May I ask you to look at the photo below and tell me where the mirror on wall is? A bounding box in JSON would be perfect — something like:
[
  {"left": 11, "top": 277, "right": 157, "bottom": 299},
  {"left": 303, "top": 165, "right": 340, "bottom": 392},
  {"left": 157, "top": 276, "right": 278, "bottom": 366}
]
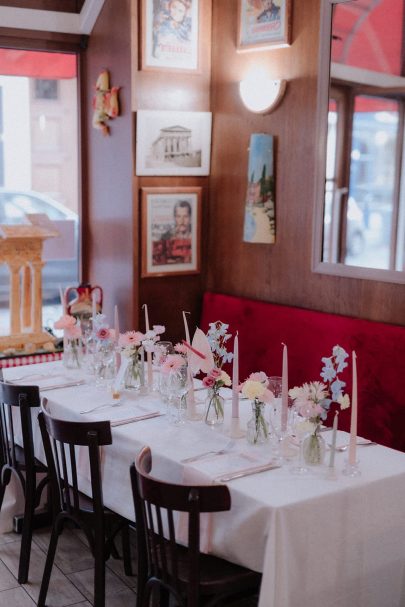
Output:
[{"left": 313, "top": 0, "right": 405, "bottom": 283}]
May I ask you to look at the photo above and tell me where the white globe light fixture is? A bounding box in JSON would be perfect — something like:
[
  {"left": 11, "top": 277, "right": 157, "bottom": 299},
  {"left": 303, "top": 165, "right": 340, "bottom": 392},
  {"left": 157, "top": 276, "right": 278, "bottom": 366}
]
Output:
[{"left": 239, "top": 68, "right": 287, "bottom": 114}]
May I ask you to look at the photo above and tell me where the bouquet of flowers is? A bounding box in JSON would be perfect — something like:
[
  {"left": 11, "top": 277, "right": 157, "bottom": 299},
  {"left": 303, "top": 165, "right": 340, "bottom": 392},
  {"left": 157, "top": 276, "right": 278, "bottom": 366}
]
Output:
[
  {"left": 288, "top": 345, "right": 351, "bottom": 463},
  {"left": 54, "top": 314, "right": 82, "bottom": 368},
  {"left": 203, "top": 321, "right": 234, "bottom": 425},
  {"left": 118, "top": 325, "right": 165, "bottom": 389},
  {"left": 239, "top": 372, "right": 274, "bottom": 444}
]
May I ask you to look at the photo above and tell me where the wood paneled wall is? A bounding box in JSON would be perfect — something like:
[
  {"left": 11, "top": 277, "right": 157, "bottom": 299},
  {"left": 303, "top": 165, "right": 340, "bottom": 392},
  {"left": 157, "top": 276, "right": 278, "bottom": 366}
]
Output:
[
  {"left": 83, "top": 0, "right": 135, "bottom": 329},
  {"left": 131, "top": 0, "right": 212, "bottom": 339},
  {"left": 207, "top": 0, "right": 405, "bottom": 326}
]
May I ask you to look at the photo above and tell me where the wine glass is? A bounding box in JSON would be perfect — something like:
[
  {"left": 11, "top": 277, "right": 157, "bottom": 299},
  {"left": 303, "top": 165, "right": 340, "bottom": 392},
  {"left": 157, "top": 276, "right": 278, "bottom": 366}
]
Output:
[
  {"left": 166, "top": 365, "right": 190, "bottom": 426},
  {"left": 289, "top": 419, "right": 311, "bottom": 475}
]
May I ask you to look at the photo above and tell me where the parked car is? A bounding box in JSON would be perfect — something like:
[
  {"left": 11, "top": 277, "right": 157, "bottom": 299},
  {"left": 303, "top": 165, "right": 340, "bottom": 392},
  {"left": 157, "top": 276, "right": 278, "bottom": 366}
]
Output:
[{"left": 0, "top": 189, "right": 79, "bottom": 304}]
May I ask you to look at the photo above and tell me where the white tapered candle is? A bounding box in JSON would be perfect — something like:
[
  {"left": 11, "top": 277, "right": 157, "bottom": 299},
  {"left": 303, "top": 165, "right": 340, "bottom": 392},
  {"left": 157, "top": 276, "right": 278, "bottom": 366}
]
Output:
[
  {"left": 281, "top": 343, "right": 288, "bottom": 433},
  {"left": 232, "top": 334, "right": 239, "bottom": 418},
  {"left": 348, "top": 351, "right": 358, "bottom": 466},
  {"left": 143, "top": 304, "right": 153, "bottom": 388}
]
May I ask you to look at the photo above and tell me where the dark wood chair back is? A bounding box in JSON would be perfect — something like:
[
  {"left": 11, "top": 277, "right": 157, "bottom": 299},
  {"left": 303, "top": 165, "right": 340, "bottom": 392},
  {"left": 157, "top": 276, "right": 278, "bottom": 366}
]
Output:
[
  {"left": 0, "top": 380, "right": 47, "bottom": 584},
  {"left": 38, "top": 398, "right": 112, "bottom": 523},
  {"left": 131, "top": 446, "right": 231, "bottom": 607}
]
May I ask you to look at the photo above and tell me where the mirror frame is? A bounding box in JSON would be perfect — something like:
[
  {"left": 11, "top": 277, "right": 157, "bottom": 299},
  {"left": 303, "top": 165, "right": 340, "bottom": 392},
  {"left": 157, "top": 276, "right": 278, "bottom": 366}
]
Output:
[{"left": 312, "top": 0, "right": 405, "bottom": 284}]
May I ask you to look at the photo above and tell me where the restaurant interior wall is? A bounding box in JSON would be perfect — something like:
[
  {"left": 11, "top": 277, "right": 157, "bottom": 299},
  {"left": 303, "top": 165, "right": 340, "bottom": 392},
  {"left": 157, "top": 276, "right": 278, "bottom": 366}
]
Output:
[{"left": 207, "top": 0, "right": 404, "bottom": 327}]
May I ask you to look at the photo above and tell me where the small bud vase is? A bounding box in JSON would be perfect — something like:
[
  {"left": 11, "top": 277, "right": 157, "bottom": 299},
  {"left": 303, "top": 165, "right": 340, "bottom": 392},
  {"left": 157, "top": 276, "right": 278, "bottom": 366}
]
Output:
[
  {"left": 63, "top": 337, "right": 83, "bottom": 369},
  {"left": 302, "top": 424, "right": 326, "bottom": 465},
  {"left": 124, "top": 351, "right": 143, "bottom": 390},
  {"left": 247, "top": 400, "right": 269, "bottom": 445},
  {"left": 204, "top": 388, "right": 224, "bottom": 426}
]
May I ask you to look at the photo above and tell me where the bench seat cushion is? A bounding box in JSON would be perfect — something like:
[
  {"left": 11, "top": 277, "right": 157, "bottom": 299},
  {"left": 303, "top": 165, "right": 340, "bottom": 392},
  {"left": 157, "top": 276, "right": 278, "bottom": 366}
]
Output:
[{"left": 200, "top": 292, "right": 405, "bottom": 451}]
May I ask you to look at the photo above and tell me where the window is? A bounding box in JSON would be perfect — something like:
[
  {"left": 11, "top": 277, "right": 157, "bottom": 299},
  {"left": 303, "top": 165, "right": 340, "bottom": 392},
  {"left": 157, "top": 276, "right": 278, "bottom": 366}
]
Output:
[
  {"left": 0, "top": 49, "right": 79, "bottom": 309},
  {"left": 323, "top": 86, "right": 405, "bottom": 272}
]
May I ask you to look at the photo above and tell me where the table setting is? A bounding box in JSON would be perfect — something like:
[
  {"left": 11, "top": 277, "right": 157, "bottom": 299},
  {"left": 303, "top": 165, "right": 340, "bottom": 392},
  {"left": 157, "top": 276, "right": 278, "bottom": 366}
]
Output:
[{"left": 2, "top": 303, "right": 405, "bottom": 607}]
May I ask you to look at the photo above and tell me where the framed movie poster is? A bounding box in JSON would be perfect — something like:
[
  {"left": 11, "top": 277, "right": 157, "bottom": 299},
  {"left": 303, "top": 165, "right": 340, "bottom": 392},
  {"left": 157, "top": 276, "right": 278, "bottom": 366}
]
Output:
[
  {"left": 237, "top": 0, "right": 292, "bottom": 51},
  {"left": 141, "top": 0, "right": 200, "bottom": 71},
  {"left": 141, "top": 187, "right": 201, "bottom": 277},
  {"left": 136, "top": 110, "right": 212, "bottom": 176}
]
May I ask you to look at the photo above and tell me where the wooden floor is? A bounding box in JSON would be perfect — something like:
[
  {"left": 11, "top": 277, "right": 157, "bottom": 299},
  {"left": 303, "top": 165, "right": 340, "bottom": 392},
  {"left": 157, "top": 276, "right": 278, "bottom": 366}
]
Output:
[{"left": 0, "top": 526, "right": 259, "bottom": 606}]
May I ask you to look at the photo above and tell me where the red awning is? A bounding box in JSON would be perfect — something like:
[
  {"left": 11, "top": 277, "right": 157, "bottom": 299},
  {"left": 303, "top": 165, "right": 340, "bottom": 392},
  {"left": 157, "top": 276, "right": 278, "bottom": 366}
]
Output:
[
  {"left": 332, "top": 0, "right": 404, "bottom": 76},
  {"left": 0, "top": 49, "right": 76, "bottom": 79}
]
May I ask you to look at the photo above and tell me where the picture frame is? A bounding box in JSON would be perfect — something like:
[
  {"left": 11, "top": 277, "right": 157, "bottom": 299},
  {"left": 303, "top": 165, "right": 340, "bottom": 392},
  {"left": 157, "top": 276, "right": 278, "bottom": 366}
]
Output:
[
  {"left": 136, "top": 110, "right": 212, "bottom": 176},
  {"left": 237, "top": 0, "right": 292, "bottom": 51},
  {"left": 140, "top": 0, "right": 200, "bottom": 71},
  {"left": 141, "top": 187, "right": 202, "bottom": 277}
]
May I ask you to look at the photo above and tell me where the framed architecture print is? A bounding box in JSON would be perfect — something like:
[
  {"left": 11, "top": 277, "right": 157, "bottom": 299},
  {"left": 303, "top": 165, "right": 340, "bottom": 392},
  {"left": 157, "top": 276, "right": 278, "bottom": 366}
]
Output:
[
  {"left": 136, "top": 110, "right": 212, "bottom": 176},
  {"left": 141, "top": 187, "right": 201, "bottom": 277},
  {"left": 141, "top": 0, "right": 200, "bottom": 71},
  {"left": 237, "top": 0, "right": 292, "bottom": 51}
]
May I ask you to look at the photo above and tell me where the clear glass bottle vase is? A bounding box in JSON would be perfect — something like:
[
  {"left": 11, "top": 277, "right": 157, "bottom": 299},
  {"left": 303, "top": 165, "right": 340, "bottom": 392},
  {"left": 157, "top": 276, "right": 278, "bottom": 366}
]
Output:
[
  {"left": 204, "top": 388, "right": 224, "bottom": 426},
  {"left": 302, "top": 425, "right": 326, "bottom": 465},
  {"left": 63, "top": 337, "right": 83, "bottom": 369},
  {"left": 124, "top": 350, "right": 143, "bottom": 390},
  {"left": 247, "top": 401, "right": 269, "bottom": 444}
]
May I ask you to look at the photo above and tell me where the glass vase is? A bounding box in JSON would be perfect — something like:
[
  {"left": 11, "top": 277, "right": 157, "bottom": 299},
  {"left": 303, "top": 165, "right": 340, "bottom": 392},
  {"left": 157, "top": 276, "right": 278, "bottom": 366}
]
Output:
[
  {"left": 204, "top": 388, "right": 224, "bottom": 426},
  {"left": 124, "top": 352, "right": 143, "bottom": 390},
  {"left": 302, "top": 425, "right": 326, "bottom": 465},
  {"left": 63, "top": 337, "right": 83, "bottom": 370},
  {"left": 247, "top": 401, "right": 269, "bottom": 445}
]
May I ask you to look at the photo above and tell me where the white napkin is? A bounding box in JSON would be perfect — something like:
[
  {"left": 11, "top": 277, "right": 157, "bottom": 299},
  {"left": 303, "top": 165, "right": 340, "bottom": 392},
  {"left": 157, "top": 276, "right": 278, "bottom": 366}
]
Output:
[
  {"left": 9, "top": 373, "right": 85, "bottom": 391},
  {"left": 84, "top": 401, "right": 162, "bottom": 426}
]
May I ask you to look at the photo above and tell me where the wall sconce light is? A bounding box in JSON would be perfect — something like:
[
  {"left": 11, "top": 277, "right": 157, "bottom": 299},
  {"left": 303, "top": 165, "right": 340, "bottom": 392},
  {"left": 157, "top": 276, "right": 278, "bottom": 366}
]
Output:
[{"left": 239, "top": 68, "right": 287, "bottom": 114}]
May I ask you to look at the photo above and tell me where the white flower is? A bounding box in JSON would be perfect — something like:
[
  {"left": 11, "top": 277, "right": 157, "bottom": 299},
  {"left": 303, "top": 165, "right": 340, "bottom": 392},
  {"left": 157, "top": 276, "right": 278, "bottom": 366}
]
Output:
[
  {"left": 337, "top": 393, "right": 350, "bottom": 410},
  {"left": 153, "top": 325, "right": 165, "bottom": 335},
  {"left": 220, "top": 370, "right": 232, "bottom": 386},
  {"left": 142, "top": 339, "right": 156, "bottom": 353},
  {"left": 144, "top": 330, "right": 156, "bottom": 340},
  {"left": 295, "top": 420, "right": 316, "bottom": 438},
  {"left": 242, "top": 380, "right": 266, "bottom": 401}
]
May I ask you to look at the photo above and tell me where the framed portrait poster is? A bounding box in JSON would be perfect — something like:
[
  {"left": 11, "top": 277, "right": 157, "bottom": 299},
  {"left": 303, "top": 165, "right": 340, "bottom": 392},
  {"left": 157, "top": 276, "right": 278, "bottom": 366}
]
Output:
[
  {"left": 136, "top": 110, "right": 212, "bottom": 176},
  {"left": 141, "top": 0, "right": 199, "bottom": 71},
  {"left": 141, "top": 187, "right": 201, "bottom": 277},
  {"left": 237, "top": 0, "right": 292, "bottom": 51}
]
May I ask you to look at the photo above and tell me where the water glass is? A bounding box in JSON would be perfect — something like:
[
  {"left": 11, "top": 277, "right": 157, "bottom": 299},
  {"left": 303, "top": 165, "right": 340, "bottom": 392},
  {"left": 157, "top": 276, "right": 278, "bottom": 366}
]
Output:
[
  {"left": 166, "top": 366, "right": 189, "bottom": 426},
  {"left": 94, "top": 343, "right": 115, "bottom": 388}
]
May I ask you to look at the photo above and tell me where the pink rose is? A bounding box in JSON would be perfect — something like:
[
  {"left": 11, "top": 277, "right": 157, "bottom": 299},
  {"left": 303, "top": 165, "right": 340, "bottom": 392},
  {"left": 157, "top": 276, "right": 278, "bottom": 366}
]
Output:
[
  {"left": 209, "top": 368, "right": 222, "bottom": 379},
  {"left": 97, "top": 327, "right": 111, "bottom": 340},
  {"left": 203, "top": 375, "right": 215, "bottom": 388},
  {"left": 261, "top": 389, "right": 275, "bottom": 404},
  {"left": 65, "top": 325, "right": 82, "bottom": 339},
  {"left": 249, "top": 371, "right": 268, "bottom": 384}
]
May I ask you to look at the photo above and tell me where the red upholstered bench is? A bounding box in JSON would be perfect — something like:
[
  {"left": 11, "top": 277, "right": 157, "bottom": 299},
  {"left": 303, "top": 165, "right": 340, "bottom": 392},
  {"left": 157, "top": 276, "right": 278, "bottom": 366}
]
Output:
[{"left": 200, "top": 292, "right": 405, "bottom": 452}]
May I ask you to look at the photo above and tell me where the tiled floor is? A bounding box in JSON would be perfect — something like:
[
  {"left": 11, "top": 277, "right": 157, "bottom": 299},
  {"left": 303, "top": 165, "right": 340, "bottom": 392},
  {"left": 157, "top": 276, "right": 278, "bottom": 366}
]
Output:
[
  {"left": 0, "top": 526, "right": 136, "bottom": 607},
  {"left": 0, "top": 526, "right": 259, "bottom": 606}
]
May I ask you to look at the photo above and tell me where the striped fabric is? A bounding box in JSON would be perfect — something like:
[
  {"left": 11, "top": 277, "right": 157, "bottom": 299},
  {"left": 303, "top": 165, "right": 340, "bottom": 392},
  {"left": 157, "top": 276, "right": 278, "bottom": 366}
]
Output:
[{"left": 0, "top": 352, "right": 63, "bottom": 368}]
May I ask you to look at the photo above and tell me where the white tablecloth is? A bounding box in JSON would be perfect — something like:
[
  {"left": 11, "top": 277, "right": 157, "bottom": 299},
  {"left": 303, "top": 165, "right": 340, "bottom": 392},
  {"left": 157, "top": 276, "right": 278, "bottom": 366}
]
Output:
[{"left": 3, "top": 361, "right": 405, "bottom": 607}]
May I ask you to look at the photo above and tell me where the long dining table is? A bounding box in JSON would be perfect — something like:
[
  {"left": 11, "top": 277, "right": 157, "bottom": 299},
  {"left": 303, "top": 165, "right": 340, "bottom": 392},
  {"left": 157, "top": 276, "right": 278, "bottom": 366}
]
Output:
[{"left": 2, "top": 360, "right": 405, "bottom": 607}]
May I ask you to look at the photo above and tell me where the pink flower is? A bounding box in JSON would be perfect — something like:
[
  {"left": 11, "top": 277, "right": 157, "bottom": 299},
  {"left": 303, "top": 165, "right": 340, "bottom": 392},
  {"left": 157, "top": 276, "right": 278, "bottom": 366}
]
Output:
[
  {"left": 209, "top": 368, "right": 222, "bottom": 379},
  {"left": 161, "top": 354, "right": 186, "bottom": 374},
  {"left": 65, "top": 325, "right": 82, "bottom": 339},
  {"left": 249, "top": 371, "right": 268, "bottom": 384},
  {"left": 108, "top": 328, "right": 116, "bottom": 341},
  {"left": 54, "top": 315, "right": 76, "bottom": 330},
  {"left": 118, "top": 331, "right": 144, "bottom": 347},
  {"left": 203, "top": 375, "right": 215, "bottom": 388},
  {"left": 174, "top": 343, "right": 188, "bottom": 354},
  {"left": 261, "top": 388, "right": 275, "bottom": 404},
  {"left": 97, "top": 327, "right": 111, "bottom": 340}
]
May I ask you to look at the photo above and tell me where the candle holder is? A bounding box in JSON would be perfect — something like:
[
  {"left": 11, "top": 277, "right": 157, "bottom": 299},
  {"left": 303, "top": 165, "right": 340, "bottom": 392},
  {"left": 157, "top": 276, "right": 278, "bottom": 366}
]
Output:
[
  {"left": 324, "top": 466, "right": 338, "bottom": 481},
  {"left": 342, "top": 459, "right": 361, "bottom": 477}
]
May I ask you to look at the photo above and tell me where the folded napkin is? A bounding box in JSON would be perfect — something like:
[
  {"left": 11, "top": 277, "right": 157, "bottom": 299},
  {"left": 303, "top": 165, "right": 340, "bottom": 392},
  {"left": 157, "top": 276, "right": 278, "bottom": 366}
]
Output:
[
  {"left": 322, "top": 429, "right": 373, "bottom": 449},
  {"left": 9, "top": 373, "right": 85, "bottom": 391},
  {"left": 86, "top": 402, "right": 163, "bottom": 427}
]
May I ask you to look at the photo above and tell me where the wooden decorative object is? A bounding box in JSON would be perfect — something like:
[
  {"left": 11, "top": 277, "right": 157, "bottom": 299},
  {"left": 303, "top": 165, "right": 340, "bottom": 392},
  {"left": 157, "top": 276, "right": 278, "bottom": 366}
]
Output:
[{"left": 0, "top": 220, "right": 58, "bottom": 352}]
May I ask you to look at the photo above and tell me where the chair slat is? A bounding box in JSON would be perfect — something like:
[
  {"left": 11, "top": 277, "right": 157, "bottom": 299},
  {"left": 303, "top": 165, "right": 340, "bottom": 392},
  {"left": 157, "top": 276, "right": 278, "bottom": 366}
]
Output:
[{"left": 69, "top": 444, "right": 80, "bottom": 512}]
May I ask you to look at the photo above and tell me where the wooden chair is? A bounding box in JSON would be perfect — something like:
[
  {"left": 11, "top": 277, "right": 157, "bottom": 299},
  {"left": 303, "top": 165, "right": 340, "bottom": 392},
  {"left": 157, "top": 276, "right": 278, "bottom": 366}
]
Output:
[
  {"left": 131, "top": 446, "right": 262, "bottom": 607},
  {"left": 0, "top": 380, "right": 49, "bottom": 584},
  {"left": 37, "top": 399, "right": 132, "bottom": 607}
]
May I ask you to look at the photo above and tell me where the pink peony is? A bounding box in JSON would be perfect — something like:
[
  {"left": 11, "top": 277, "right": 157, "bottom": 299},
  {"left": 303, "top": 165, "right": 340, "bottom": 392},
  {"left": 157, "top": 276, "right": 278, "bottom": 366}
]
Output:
[
  {"left": 161, "top": 354, "right": 186, "bottom": 374},
  {"left": 209, "top": 368, "right": 222, "bottom": 379},
  {"left": 118, "top": 331, "right": 144, "bottom": 347},
  {"left": 54, "top": 315, "right": 76, "bottom": 330},
  {"left": 203, "top": 375, "right": 215, "bottom": 388}
]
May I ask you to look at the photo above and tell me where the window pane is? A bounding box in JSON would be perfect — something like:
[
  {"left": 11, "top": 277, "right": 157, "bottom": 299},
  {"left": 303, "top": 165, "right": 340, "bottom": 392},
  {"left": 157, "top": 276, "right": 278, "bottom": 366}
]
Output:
[
  {"left": 345, "top": 95, "right": 399, "bottom": 269},
  {"left": 0, "top": 50, "right": 79, "bottom": 316},
  {"left": 323, "top": 100, "right": 338, "bottom": 262}
]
